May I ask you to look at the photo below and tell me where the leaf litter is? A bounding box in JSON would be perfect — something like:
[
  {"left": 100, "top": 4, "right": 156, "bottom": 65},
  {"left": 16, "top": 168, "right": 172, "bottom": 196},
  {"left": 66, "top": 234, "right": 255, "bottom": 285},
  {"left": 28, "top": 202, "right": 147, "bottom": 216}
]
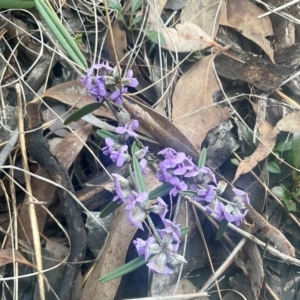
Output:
[{"left": 1, "top": 1, "right": 300, "bottom": 300}]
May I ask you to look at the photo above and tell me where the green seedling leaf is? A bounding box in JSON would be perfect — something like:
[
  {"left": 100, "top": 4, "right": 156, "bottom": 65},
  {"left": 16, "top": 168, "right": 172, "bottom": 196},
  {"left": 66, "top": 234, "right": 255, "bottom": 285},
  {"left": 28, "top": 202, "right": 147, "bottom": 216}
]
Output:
[
  {"left": 131, "top": 0, "right": 142, "bottom": 15},
  {"left": 236, "top": 121, "right": 255, "bottom": 146},
  {"left": 132, "top": 15, "right": 143, "bottom": 25},
  {"left": 291, "top": 132, "right": 300, "bottom": 169},
  {"left": 274, "top": 140, "right": 292, "bottom": 152},
  {"left": 74, "top": 33, "right": 83, "bottom": 45},
  {"left": 100, "top": 255, "right": 146, "bottom": 282},
  {"left": 96, "top": 129, "right": 118, "bottom": 141},
  {"left": 271, "top": 186, "right": 296, "bottom": 212},
  {"left": 216, "top": 219, "right": 229, "bottom": 240},
  {"left": 267, "top": 161, "right": 281, "bottom": 174},
  {"left": 230, "top": 158, "right": 240, "bottom": 166},
  {"left": 108, "top": 0, "right": 122, "bottom": 11},
  {"left": 144, "top": 30, "right": 166, "bottom": 44},
  {"left": 180, "top": 190, "right": 198, "bottom": 197},
  {"left": 295, "top": 187, "right": 300, "bottom": 198},
  {"left": 64, "top": 102, "right": 103, "bottom": 124},
  {"left": 148, "top": 183, "right": 173, "bottom": 200},
  {"left": 0, "top": 0, "right": 35, "bottom": 8},
  {"left": 198, "top": 147, "right": 207, "bottom": 168},
  {"left": 133, "top": 156, "right": 147, "bottom": 192},
  {"left": 100, "top": 200, "right": 122, "bottom": 218}
]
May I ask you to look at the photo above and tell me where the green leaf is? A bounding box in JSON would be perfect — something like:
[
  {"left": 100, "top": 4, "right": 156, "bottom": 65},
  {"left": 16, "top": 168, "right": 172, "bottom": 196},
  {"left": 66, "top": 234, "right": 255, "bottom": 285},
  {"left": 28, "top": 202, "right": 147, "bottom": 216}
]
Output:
[
  {"left": 144, "top": 30, "right": 165, "bottom": 44},
  {"left": 131, "top": 141, "right": 140, "bottom": 155},
  {"left": 133, "top": 156, "right": 147, "bottom": 192},
  {"left": 180, "top": 226, "right": 190, "bottom": 236},
  {"left": 230, "top": 158, "right": 240, "bottom": 166},
  {"left": 132, "top": 15, "right": 143, "bottom": 25},
  {"left": 100, "top": 256, "right": 146, "bottom": 282},
  {"left": 271, "top": 186, "right": 296, "bottom": 212},
  {"left": 294, "top": 187, "right": 300, "bottom": 198},
  {"left": 148, "top": 183, "right": 173, "bottom": 200},
  {"left": 0, "top": 0, "right": 35, "bottom": 8},
  {"left": 267, "top": 161, "right": 281, "bottom": 174},
  {"left": 108, "top": 0, "right": 122, "bottom": 11},
  {"left": 198, "top": 147, "right": 207, "bottom": 168},
  {"left": 274, "top": 140, "right": 292, "bottom": 152},
  {"left": 100, "top": 201, "right": 122, "bottom": 218},
  {"left": 96, "top": 129, "right": 118, "bottom": 141},
  {"left": 64, "top": 102, "right": 103, "bottom": 124},
  {"left": 131, "top": 0, "right": 142, "bottom": 15},
  {"left": 291, "top": 132, "right": 300, "bottom": 169},
  {"left": 216, "top": 219, "right": 229, "bottom": 240}
]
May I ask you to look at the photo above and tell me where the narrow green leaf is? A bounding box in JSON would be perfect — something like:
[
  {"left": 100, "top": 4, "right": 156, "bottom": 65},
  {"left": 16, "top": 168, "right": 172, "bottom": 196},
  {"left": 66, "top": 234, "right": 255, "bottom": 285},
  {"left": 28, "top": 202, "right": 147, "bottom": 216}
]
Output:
[
  {"left": 34, "top": 0, "right": 87, "bottom": 69},
  {"left": 180, "top": 226, "right": 190, "bottom": 236},
  {"left": 96, "top": 129, "right": 118, "bottom": 141},
  {"left": 108, "top": 0, "right": 122, "bottom": 11},
  {"left": 216, "top": 219, "right": 229, "bottom": 240},
  {"left": 133, "top": 156, "right": 147, "bottom": 192},
  {"left": 148, "top": 183, "right": 173, "bottom": 200},
  {"left": 274, "top": 140, "right": 292, "bottom": 152},
  {"left": 64, "top": 102, "right": 103, "bottom": 124},
  {"left": 198, "top": 147, "right": 207, "bottom": 168},
  {"left": 131, "top": 0, "right": 142, "bottom": 14},
  {"left": 131, "top": 141, "right": 140, "bottom": 155},
  {"left": 0, "top": 0, "right": 35, "bottom": 8},
  {"left": 267, "top": 161, "right": 281, "bottom": 174},
  {"left": 144, "top": 30, "right": 165, "bottom": 44},
  {"left": 100, "top": 256, "right": 146, "bottom": 282},
  {"left": 291, "top": 132, "right": 300, "bottom": 169},
  {"left": 230, "top": 158, "right": 240, "bottom": 166},
  {"left": 100, "top": 201, "right": 122, "bottom": 218}
]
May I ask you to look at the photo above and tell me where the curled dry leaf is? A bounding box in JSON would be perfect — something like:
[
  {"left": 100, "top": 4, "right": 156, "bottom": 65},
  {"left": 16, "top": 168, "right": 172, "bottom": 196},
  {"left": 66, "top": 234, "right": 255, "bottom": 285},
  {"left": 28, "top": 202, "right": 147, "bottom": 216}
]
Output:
[
  {"left": 219, "top": 0, "right": 274, "bottom": 62},
  {"left": 180, "top": 0, "right": 222, "bottom": 37},
  {"left": 234, "top": 111, "right": 300, "bottom": 182},
  {"left": 172, "top": 53, "right": 230, "bottom": 150}
]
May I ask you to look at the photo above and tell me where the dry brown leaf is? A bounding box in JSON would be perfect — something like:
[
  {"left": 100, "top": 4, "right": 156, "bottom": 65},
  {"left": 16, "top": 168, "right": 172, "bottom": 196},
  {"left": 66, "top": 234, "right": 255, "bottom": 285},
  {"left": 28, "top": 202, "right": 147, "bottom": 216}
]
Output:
[
  {"left": 219, "top": 0, "right": 274, "bottom": 62},
  {"left": 104, "top": 20, "right": 128, "bottom": 64},
  {"left": 122, "top": 98, "right": 199, "bottom": 159},
  {"left": 234, "top": 111, "right": 300, "bottom": 182},
  {"left": 160, "top": 22, "right": 220, "bottom": 53},
  {"left": 180, "top": 0, "right": 222, "bottom": 37},
  {"left": 0, "top": 249, "right": 37, "bottom": 269},
  {"left": 18, "top": 123, "right": 93, "bottom": 241},
  {"left": 172, "top": 54, "right": 230, "bottom": 150},
  {"left": 41, "top": 80, "right": 114, "bottom": 119},
  {"left": 233, "top": 121, "right": 275, "bottom": 183}
]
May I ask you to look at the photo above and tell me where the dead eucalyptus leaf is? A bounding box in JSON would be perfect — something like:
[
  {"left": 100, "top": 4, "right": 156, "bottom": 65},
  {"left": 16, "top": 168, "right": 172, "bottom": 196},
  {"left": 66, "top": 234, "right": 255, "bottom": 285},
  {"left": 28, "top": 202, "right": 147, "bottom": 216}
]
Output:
[
  {"left": 233, "top": 121, "right": 275, "bottom": 183},
  {"left": 181, "top": 0, "right": 222, "bottom": 37},
  {"left": 172, "top": 53, "right": 230, "bottom": 150},
  {"left": 123, "top": 98, "right": 199, "bottom": 159},
  {"left": 271, "top": 111, "right": 300, "bottom": 137},
  {"left": 219, "top": 0, "right": 274, "bottom": 62},
  {"left": 41, "top": 80, "right": 114, "bottom": 119}
]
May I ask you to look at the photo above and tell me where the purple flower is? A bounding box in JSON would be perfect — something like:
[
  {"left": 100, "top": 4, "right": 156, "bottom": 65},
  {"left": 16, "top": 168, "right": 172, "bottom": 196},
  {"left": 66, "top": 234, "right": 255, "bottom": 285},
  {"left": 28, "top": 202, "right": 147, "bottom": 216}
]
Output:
[
  {"left": 158, "top": 148, "right": 178, "bottom": 159},
  {"left": 116, "top": 120, "right": 139, "bottom": 137},
  {"left": 192, "top": 185, "right": 217, "bottom": 203},
  {"left": 110, "top": 145, "right": 128, "bottom": 167},
  {"left": 159, "top": 218, "right": 181, "bottom": 242},
  {"left": 110, "top": 87, "right": 128, "bottom": 105},
  {"left": 133, "top": 232, "right": 186, "bottom": 274},
  {"left": 140, "top": 158, "right": 150, "bottom": 175},
  {"left": 198, "top": 166, "right": 217, "bottom": 186},
  {"left": 168, "top": 177, "right": 188, "bottom": 196},
  {"left": 159, "top": 152, "right": 186, "bottom": 170},
  {"left": 151, "top": 197, "right": 168, "bottom": 219},
  {"left": 206, "top": 201, "right": 226, "bottom": 222},
  {"left": 112, "top": 174, "right": 132, "bottom": 203},
  {"left": 102, "top": 137, "right": 114, "bottom": 155},
  {"left": 126, "top": 70, "right": 139, "bottom": 87},
  {"left": 173, "top": 156, "right": 200, "bottom": 178}
]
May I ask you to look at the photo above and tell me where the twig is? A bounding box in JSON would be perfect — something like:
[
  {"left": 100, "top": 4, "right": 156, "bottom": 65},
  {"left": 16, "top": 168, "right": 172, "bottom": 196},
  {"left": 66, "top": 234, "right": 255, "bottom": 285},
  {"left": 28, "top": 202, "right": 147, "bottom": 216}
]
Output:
[
  {"left": 0, "top": 127, "right": 18, "bottom": 166},
  {"left": 257, "top": 0, "right": 300, "bottom": 19}
]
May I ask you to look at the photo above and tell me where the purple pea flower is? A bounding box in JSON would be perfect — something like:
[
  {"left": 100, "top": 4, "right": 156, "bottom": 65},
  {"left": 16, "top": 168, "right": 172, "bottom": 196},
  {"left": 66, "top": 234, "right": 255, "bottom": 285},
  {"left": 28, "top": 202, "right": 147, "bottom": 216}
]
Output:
[
  {"left": 112, "top": 174, "right": 132, "bottom": 203},
  {"left": 102, "top": 137, "right": 115, "bottom": 155},
  {"left": 168, "top": 177, "right": 188, "bottom": 196},
  {"left": 159, "top": 151, "right": 186, "bottom": 170},
  {"left": 173, "top": 156, "right": 200, "bottom": 178},
  {"left": 192, "top": 185, "right": 217, "bottom": 203},
  {"left": 158, "top": 218, "right": 181, "bottom": 242},
  {"left": 151, "top": 197, "right": 168, "bottom": 219},
  {"left": 140, "top": 158, "right": 150, "bottom": 175},
  {"left": 116, "top": 120, "right": 139, "bottom": 137},
  {"left": 133, "top": 232, "right": 186, "bottom": 274},
  {"left": 198, "top": 166, "right": 217, "bottom": 186},
  {"left": 110, "top": 145, "right": 128, "bottom": 167},
  {"left": 110, "top": 87, "right": 128, "bottom": 105},
  {"left": 126, "top": 70, "right": 139, "bottom": 87}
]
